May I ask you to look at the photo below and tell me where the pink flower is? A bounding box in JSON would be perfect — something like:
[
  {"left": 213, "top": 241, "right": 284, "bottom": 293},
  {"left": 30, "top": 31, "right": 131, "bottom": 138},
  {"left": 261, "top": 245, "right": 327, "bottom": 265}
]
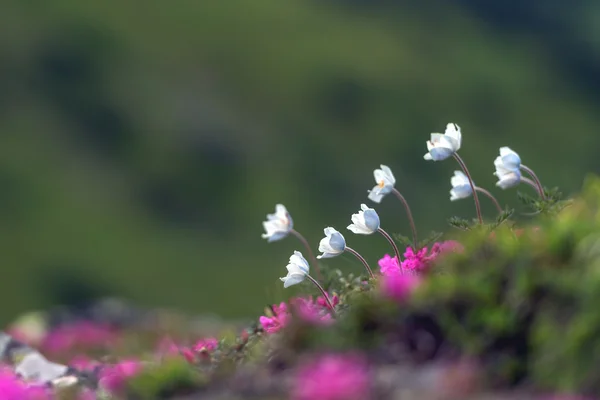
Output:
[
  {"left": 99, "top": 359, "right": 142, "bottom": 395},
  {"left": 291, "top": 297, "right": 334, "bottom": 325},
  {"left": 0, "top": 368, "right": 50, "bottom": 399},
  {"left": 260, "top": 302, "right": 291, "bottom": 334},
  {"left": 380, "top": 274, "right": 421, "bottom": 302},
  {"left": 401, "top": 246, "right": 429, "bottom": 271},
  {"left": 378, "top": 254, "right": 401, "bottom": 276},
  {"left": 193, "top": 338, "right": 218, "bottom": 353},
  {"left": 317, "top": 295, "right": 339, "bottom": 309},
  {"left": 400, "top": 241, "right": 464, "bottom": 273},
  {"left": 292, "top": 353, "right": 371, "bottom": 400}
]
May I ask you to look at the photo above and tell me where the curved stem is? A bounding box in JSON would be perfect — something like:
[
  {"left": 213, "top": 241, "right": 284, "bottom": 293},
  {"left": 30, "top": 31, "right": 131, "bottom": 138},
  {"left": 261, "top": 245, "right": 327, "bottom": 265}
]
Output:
[
  {"left": 290, "top": 229, "right": 323, "bottom": 280},
  {"left": 305, "top": 274, "right": 336, "bottom": 315},
  {"left": 520, "top": 165, "right": 545, "bottom": 200},
  {"left": 391, "top": 188, "right": 419, "bottom": 249},
  {"left": 452, "top": 153, "right": 483, "bottom": 224},
  {"left": 377, "top": 228, "right": 402, "bottom": 263},
  {"left": 345, "top": 247, "right": 374, "bottom": 279},
  {"left": 521, "top": 176, "right": 540, "bottom": 193},
  {"left": 474, "top": 186, "right": 503, "bottom": 214}
]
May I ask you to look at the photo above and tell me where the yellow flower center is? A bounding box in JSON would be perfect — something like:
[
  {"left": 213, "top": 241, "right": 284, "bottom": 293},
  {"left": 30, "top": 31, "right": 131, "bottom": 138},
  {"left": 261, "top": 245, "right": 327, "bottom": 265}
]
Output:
[{"left": 378, "top": 180, "right": 385, "bottom": 188}]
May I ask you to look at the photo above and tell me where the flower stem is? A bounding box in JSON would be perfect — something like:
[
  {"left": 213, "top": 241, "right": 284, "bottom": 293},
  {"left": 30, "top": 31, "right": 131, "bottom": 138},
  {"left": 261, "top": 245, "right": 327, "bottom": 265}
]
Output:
[
  {"left": 520, "top": 165, "right": 545, "bottom": 200},
  {"left": 474, "top": 186, "right": 502, "bottom": 214},
  {"left": 391, "top": 188, "right": 419, "bottom": 250},
  {"left": 377, "top": 228, "right": 402, "bottom": 263},
  {"left": 290, "top": 229, "right": 323, "bottom": 280},
  {"left": 345, "top": 247, "right": 375, "bottom": 279},
  {"left": 521, "top": 176, "right": 541, "bottom": 193},
  {"left": 305, "top": 274, "right": 335, "bottom": 314},
  {"left": 452, "top": 153, "right": 483, "bottom": 224}
]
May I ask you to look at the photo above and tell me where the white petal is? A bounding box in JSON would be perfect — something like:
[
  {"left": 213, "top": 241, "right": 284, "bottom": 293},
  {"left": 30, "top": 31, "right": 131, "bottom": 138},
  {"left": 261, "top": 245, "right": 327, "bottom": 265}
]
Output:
[
  {"left": 347, "top": 224, "right": 369, "bottom": 234},
  {"left": 323, "top": 227, "right": 337, "bottom": 237},
  {"left": 430, "top": 133, "right": 443, "bottom": 143},
  {"left": 450, "top": 171, "right": 469, "bottom": 187},
  {"left": 444, "top": 123, "right": 461, "bottom": 150},
  {"left": 281, "top": 273, "right": 306, "bottom": 288},
  {"left": 380, "top": 165, "right": 396, "bottom": 185},
  {"left": 362, "top": 209, "right": 380, "bottom": 232},
  {"left": 368, "top": 189, "right": 385, "bottom": 203},
  {"left": 317, "top": 252, "right": 339, "bottom": 259},
  {"left": 423, "top": 152, "right": 433, "bottom": 160},
  {"left": 428, "top": 147, "right": 454, "bottom": 161},
  {"left": 289, "top": 251, "right": 309, "bottom": 274},
  {"left": 328, "top": 231, "right": 346, "bottom": 252}
]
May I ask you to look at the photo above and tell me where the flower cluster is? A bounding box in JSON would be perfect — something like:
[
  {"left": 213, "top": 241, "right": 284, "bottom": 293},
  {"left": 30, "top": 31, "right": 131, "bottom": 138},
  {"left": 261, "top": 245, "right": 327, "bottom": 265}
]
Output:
[
  {"left": 260, "top": 295, "right": 339, "bottom": 334},
  {"left": 291, "top": 353, "right": 371, "bottom": 400},
  {"left": 261, "top": 122, "right": 547, "bottom": 328}
]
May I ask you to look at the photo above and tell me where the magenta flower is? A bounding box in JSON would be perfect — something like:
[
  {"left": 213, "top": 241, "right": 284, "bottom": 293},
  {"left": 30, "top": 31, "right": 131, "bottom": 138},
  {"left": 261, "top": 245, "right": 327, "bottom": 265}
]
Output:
[
  {"left": 291, "top": 297, "right": 335, "bottom": 325},
  {"left": 193, "top": 338, "right": 219, "bottom": 353},
  {"left": 99, "top": 359, "right": 142, "bottom": 395},
  {"left": 317, "top": 294, "right": 339, "bottom": 309},
  {"left": 380, "top": 274, "right": 421, "bottom": 302},
  {"left": 292, "top": 353, "right": 371, "bottom": 400},
  {"left": 260, "top": 302, "right": 291, "bottom": 334},
  {"left": 378, "top": 254, "right": 401, "bottom": 276},
  {"left": 0, "top": 368, "right": 50, "bottom": 399},
  {"left": 401, "top": 246, "right": 430, "bottom": 271},
  {"left": 400, "top": 240, "right": 464, "bottom": 273}
]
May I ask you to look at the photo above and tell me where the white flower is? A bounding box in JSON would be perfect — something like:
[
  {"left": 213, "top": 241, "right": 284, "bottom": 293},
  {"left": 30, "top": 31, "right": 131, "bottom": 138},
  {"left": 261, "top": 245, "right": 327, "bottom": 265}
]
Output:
[
  {"left": 494, "top": 147, "right": 522, "bottom": 189},
  {"left": 317, "top": 227, "right": 346, "bottom": 259},
  {"left": 424, "top": 123, "right": 462, "bottom": 161},
  {"left": 495, "top": 169, "right": 522, "bottom": 189},
  {"left": 347, "top": 204, "right": 380, "bottom": 235},
  {"left": 449, "top": 171, "right": 473, "bottom": 201},
  {"left": 367, "top": 165, "right": 396, "bottom": 203},
  {"left": 494, "top": 147, "right": 521, "bottom": 172},
  {"left": 261, "top": 204, "right": 293, "bottom": 242},
  {"left": 279, "top": 251, "right": 310, "bottom": 288}
]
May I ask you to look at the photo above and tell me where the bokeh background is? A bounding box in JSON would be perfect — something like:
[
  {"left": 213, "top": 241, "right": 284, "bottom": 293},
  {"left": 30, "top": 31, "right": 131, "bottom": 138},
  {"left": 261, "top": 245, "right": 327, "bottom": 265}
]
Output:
[{"left": 0, "top": 1, "right": 599, "bottom": 324}]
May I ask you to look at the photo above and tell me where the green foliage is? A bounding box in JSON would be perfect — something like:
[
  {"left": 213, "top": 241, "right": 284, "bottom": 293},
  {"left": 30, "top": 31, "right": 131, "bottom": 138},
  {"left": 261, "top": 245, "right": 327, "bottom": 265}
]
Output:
[
  {"left": 126, "top": 359, "right": 207, "bottom": 399},
  {"left": 404, "top": 176, "right": 600, "bottom": 394}
]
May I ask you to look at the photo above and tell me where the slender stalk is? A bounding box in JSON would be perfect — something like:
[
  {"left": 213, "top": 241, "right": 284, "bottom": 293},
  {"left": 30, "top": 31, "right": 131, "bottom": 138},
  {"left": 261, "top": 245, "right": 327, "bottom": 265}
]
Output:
[
  {"left": 452, "top": 153, "right": 483, "bottom": 224},
  {"left": 521, "top": 176, "right": 541, "bottom": 193},
  {"left": 474, "top": 186, "right": 502, "bottom": 214},
  {"left": 345, "top": 247, "right": 375, "bottom": 279},
  {"left": 290, "top": 229, "right": 323, "bottom": 280},
  {"left": 305, "top": 274, "right": 335, "bottom": 314},
  {"left": 520, "top": 165, "right": 545, "bottom": 200},
  {"left": 377, "top": 228, "right": 402, "bottom": 263},
  {"left": 391, "top": 188, "right": 418, "bottom": 249}
]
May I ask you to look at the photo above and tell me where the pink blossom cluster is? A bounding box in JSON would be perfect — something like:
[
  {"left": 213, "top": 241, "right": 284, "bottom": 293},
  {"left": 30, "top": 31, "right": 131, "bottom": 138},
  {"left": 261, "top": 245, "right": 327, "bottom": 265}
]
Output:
[
  {"left": 378, "top": 240, "right": 463, "bottom": 276},
  {"left": 157, "top": 336, "right": 219, "bottom": 363},
  {"left": 0, "top": 366, "right": 51, "bottom": 399},
  {"left": 291, "top": 353, "right": 371, "bottom": 400},
  {"left": 41, "top": 321, "right": 119, "bottom": 355},
  {"left": 260, "top": 295, "right": 338, "bottom": 334},
  {"left": 99, "top": 359, "right": 142, "bottom": 395}
]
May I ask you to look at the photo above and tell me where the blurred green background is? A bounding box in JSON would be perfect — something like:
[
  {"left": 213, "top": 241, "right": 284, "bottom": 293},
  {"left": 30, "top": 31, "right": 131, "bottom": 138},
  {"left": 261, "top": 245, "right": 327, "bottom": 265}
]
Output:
[{"left": 0, "top": 0, "right": 599, "bottom": 323}]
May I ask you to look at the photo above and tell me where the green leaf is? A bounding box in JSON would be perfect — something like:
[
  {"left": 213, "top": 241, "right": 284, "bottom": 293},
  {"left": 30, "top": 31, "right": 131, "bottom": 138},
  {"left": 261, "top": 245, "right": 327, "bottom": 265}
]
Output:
[{"left": 448, "top": 216, "right": 472, "bottom": 231}]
